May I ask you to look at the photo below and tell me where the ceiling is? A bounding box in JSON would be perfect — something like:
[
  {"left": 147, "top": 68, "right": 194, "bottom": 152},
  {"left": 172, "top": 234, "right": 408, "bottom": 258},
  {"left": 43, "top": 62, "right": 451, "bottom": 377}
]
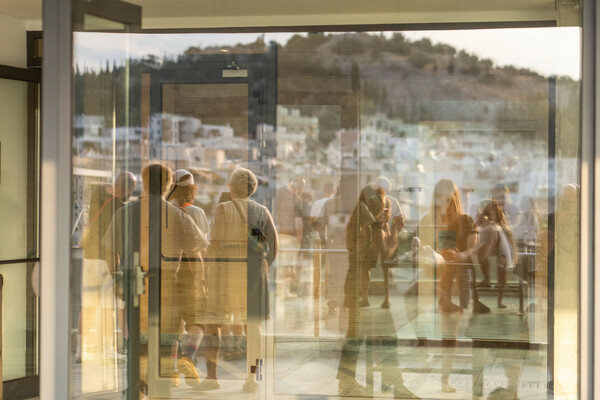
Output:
[
  {"left": 0, "top": 0, "right": 41, "bottom": 20},
  {"left": 0, "top": 0, "right": 573, "bottom": 28}
]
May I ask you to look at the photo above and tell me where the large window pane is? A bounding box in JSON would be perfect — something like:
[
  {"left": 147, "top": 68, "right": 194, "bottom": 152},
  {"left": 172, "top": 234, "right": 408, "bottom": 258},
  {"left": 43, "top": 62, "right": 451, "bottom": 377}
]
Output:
[
  {"left": 0, "top": 78, "right": 31, "bottom": 261},
  {"left": 0, "top": 76, "right": 39, "bottom": 383},
  {"left": 70, "top": 16, "right": 581, "bottom": 400}
]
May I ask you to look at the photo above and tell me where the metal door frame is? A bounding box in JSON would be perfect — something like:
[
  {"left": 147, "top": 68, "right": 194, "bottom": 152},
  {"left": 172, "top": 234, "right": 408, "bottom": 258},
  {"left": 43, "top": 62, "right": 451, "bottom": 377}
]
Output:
[{"left": 145, "top": 46, "right": 277, "bottom": 398}]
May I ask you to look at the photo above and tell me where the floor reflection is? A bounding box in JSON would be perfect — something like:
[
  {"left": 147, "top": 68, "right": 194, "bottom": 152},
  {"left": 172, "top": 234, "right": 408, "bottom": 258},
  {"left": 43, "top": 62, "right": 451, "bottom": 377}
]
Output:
[{"left": 71, "top": 281, "right": 549, "bottom": 399}]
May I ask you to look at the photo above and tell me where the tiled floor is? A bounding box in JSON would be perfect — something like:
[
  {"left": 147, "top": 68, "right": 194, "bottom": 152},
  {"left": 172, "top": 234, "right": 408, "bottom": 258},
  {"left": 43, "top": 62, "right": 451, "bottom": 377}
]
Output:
[{"left": 71, "top": 266, "right": 550, "bottom": 399}]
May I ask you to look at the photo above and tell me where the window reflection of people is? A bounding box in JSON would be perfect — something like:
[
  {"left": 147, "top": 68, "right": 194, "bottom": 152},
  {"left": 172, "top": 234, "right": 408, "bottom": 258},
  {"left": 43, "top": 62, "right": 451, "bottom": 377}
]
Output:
[
  {"left": 454, "top": 199, "right": 518, "bottom": 309},
  {"left": 337, "top": 184, "right": 416, "bottom": 397},
  {"left": 104, "top": 163, "right": 205, "bottom": 390},
  {"left": 417, "top": 179, "right": 475, "bottom": 394},
  {"left": 201, "top": 168, "right": 278, "bottom": 392},
  {"left": 77, "top": 171, "right": 136, "bottom": 365},
  {"left": 513, "top": 195, "right": 537, "bottom": 248},
  {"left": 345, "top": 185, "right": 397, "bottom": 309},
  {"left": 310, "top": 181, "right": 335, "bottom": 221},
  {"left": 320, "top": 184, "right": 347, "bottom": 317},
  {"left": 375, "top": 176, "right": 407, "bottom": 308},
  {"left": 491, "top": 184, "right": 519, "bottom": 226},
  {"left": 375, "top": 176, "right": 405, "bottom": 225},
  {"left": 375, "top": 306, "right": 420, "bottom": 399},
  {"left": 167, "top": 169, "right": 210, "bottom": 241},
  {"left": 274, "top": 177, "right": 305, "bottom": 297},
  {"left": 418, "top": 179, "right": 476, "bottom": 313},
  {"left": 166, "top": 169, "right": 210, "bottom": 385},
  {"left": 462, "top": 205, "right": 528, "bottom": 400},
  {"left": 295, "top": 191, "right": 314, "bottom": 294}
]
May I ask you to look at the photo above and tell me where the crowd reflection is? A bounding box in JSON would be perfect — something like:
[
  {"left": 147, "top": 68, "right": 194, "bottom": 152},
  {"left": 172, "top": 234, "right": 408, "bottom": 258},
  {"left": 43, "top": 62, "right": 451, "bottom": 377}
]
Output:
[{"left": 76, "top": 165, "right": 564, "bottom": 399}]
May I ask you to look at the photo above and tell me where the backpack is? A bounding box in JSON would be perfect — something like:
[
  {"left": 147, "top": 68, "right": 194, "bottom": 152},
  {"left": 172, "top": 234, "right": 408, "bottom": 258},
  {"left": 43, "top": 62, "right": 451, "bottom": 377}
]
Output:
[{"left": 231, "top": 199, "right": 267, "bottom": 256}]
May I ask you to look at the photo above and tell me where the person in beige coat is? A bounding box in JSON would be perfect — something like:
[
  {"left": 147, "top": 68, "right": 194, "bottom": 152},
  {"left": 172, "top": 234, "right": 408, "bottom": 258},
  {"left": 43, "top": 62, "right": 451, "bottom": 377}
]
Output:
[{"left": 200, "top": 168, "right": 278, "bottom": 392}]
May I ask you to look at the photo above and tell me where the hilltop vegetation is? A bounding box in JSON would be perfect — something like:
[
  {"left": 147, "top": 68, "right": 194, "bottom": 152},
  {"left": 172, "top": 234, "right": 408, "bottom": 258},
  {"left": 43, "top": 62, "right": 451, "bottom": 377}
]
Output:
[{"left": 75, "top": 31, "right": 579, "bottom": 144}]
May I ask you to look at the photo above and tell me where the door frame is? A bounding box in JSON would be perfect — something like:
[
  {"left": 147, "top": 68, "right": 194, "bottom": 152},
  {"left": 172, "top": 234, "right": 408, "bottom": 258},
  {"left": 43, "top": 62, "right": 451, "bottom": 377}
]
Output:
[
  {"left": 142, "top": 46, "right": 277, "bottom": 398},
  {"left": 0, "top": 65, "right": 41, "bottom": 400}
]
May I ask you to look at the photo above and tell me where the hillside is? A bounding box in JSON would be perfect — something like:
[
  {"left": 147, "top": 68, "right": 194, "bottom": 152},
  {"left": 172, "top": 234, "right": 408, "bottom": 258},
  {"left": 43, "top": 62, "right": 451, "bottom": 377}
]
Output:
[{"left": 75, "top": 31, "right": 579, "bottom": 144}]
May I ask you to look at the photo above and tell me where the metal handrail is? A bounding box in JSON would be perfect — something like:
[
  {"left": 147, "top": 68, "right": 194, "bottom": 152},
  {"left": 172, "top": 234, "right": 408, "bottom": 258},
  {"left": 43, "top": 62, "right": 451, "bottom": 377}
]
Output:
[{"left": 0, "top": 257, "right": 40, "bottom": 266}]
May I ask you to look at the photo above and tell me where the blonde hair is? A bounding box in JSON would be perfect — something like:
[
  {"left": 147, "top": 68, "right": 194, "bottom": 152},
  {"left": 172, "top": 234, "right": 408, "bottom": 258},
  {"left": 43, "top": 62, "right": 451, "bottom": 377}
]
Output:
[
  {"left": 479, "top": 198, "right": 518, "bottom": 263},
  {"left": 430, "top": 179, "right": 465, "bottom": 225}
]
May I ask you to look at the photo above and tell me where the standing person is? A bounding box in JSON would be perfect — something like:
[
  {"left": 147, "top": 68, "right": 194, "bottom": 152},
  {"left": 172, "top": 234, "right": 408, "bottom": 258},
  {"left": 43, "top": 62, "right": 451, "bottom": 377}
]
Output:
[
  {"left": 417, "top": 179, "right": 476, "bottom": 393},
  {"left": 343, "top": 185, "right": 399, "bottom": 319},
  {"left": 104, "top": 163, "right": 206, "bottom": 389},
  {"left": 310, "top": 182, "right": 335, "bottom": 258},
  {"left": 310, "top": 181, "right": 335, "bottom": 223},
  {"left": 274, "top": 176, "right": 305, "bottom": 297},
  {"left": 201, "top": 168, "right": 278, "bottom": 392},
  {"left": 77, "top": 171, "right": 136, "bottom": 364},
  {"left": 166, "top": 169, "right": 210, "bottom": 381},
  {"left": 418, "top": 179, "right": 476, "bottom": 313},
  {"left": 455, "top": 198, "right": 525, "bottom": 399},
  {"left": 337, "top": 184, "right": 416, "bottom": 397}
]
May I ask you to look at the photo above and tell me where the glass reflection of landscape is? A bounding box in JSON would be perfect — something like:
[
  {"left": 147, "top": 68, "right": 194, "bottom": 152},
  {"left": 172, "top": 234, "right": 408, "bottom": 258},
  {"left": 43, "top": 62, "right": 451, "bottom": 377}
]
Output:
[{"left": 71, "top": 30, "right": 580, "bottom": 399}]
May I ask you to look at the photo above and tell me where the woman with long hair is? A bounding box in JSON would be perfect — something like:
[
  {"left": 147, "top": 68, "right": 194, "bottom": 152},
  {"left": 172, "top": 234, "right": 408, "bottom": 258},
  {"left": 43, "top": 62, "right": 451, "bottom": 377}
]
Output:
[
  {"left": 456, "top": 199, "right": 518, "bottom": 309},
  {"left": 345, "top": 184, "right": 400, "bottom": 310},
  {"left": 337, "top": 184, "right": 417, "bottom": 398},
  {"left": 418, "top": 179, "right": 476, "bottom": 313},
  {"left": 455, "top": 198, "right": 522, "bottom": 398},
  {"left": 418, "top": 179, "right": 476, "bottom": 394}
]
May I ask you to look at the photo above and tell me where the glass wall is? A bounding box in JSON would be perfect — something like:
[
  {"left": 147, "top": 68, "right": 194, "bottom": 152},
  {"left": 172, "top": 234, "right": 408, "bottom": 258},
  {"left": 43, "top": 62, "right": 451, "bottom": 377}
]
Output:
[
  {"left": 0, "top": 76, "right": 39, "bottom": 383},
  {"left": 69, "top": 3, "right": 582, "bottom": 399}
]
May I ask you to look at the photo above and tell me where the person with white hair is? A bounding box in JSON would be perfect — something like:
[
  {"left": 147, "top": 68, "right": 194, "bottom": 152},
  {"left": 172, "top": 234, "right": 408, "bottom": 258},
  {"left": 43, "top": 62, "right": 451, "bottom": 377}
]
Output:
[{"left": 201, "top": 168, "right": 278, "bottom": 392}]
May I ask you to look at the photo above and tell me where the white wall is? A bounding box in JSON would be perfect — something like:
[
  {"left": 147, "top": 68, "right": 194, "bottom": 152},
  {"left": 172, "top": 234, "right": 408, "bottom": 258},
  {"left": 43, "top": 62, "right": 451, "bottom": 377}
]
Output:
[
  {"left": 0, "top": 12, "right": 27, "bottom": 67},
  {"left": 0, "top": 11, "right": 36, "bottom": 381},
  {"left": 0, "top": 77, "right": 29, "bottom": 381}
]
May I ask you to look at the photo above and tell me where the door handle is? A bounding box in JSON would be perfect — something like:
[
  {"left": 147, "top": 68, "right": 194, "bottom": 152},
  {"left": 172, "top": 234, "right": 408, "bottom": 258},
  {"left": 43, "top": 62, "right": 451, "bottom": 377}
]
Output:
[{"left": 132, "top": 252, "right": 147, "bottom": 306}]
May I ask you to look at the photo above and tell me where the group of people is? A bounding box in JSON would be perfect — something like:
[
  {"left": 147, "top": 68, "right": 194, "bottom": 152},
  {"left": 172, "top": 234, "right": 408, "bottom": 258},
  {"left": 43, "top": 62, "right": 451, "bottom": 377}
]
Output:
[
  {"left": 79, "top": 165, "right": 539, "bottom": 397},
  {"left": 79, "top": 163, "right": 278, "bottom": 393},
  {"left": 336, "top": 178, "right": 530, "bottom": 398}
]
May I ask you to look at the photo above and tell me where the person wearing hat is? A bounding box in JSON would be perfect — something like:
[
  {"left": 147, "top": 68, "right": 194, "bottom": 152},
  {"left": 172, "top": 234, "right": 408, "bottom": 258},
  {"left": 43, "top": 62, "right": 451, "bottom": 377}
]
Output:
[
  {"left": 168, "top": 169, "right": 210, "bottom": 247},
  {"left": 165, "top": 169, "right": 210, "bottom": 385}
]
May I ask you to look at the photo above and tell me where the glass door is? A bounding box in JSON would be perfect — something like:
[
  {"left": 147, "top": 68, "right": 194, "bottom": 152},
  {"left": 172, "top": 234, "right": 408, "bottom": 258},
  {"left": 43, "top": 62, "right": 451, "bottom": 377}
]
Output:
[{"left": 141, "top": 49, "right": 276, "bottom": 398}]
